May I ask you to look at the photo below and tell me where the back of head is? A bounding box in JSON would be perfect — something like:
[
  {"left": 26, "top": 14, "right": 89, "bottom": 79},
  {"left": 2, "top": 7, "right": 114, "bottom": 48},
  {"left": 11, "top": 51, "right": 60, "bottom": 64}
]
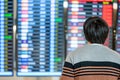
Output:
[{"left": 83, "top": 16, "right": 109, "bottom": 44}]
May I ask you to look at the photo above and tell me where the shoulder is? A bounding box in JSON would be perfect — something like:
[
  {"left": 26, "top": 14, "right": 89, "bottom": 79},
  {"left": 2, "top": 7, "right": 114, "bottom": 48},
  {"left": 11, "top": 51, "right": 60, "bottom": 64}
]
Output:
[
  {"left": 97, "top": 45, "right": 120, "bottom": 65},
  {"left": 65, "top": 47, "right": 84, "bottom": 64}
]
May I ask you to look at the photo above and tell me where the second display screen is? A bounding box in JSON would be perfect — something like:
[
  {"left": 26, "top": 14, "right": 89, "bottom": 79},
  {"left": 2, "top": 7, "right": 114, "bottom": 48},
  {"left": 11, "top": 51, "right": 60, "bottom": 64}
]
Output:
[{"left": 67, "top": 0, "right": 113, "bottom": 54}]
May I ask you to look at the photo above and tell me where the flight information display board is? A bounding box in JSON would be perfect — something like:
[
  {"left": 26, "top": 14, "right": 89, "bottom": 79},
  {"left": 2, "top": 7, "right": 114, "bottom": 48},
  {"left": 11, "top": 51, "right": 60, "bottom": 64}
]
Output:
[
  {"left": 116, "top": 2, "right": 120, "bottom": 53},
  {"left": 0, "top": 0, "right": 13, "bottom": 76},
  {"left": 67, "top": 0, "right": 113, "bottom": 54},
  {"left": 17, "top": 0, "right": 65, "bottom": 76}
]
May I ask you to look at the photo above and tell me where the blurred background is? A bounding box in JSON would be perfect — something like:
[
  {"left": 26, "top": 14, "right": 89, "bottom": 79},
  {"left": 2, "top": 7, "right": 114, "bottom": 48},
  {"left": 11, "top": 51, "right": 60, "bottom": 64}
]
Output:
[{"left": 0, "top": 0, "right": 120, "bottom": 80}]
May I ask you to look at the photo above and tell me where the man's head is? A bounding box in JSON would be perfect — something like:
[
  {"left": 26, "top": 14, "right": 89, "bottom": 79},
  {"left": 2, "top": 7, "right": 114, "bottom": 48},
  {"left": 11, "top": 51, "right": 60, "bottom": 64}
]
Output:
[{"left": 83, "top": 16, "right": 109, "bottom": 44}]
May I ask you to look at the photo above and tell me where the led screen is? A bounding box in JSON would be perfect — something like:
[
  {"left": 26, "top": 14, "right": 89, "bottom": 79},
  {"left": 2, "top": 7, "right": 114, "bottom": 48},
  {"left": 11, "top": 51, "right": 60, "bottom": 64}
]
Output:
[
  {"left": 67, "top": 0, "right": 113, "bottom": 54},
  {"left": 17, "top": 0, "right": 65, "bottom": 76},
  {"left": 116, "top": 2, "right": 120, "bottom": 53},
  {"left": 0, "top": 0, "right": 13, "bottom": 76}
]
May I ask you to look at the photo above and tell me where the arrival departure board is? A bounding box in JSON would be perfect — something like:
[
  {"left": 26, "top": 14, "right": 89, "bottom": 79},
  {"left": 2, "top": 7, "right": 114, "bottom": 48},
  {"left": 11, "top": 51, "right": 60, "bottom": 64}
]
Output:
[
  {"left": 0, "top": 0, "right": 13, "bottom": 76},
  {"left": 17, "top": 0, "right": 65, "bottom": 76},
  {"left": 116, "top": 2, "right": 120, "bottom": 53},
  {"left": 67, "top": 0, "right": 113, "bottom": 54}
]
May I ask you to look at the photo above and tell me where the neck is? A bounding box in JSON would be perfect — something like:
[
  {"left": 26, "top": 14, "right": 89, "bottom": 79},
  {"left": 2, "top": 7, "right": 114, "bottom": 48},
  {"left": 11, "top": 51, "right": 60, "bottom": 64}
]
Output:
[
  {"left": 87, "top": 42, "right": 103, "bottom": 45},
  {"left": 88, "top": 42, "right": 91, "bottom": 44}
]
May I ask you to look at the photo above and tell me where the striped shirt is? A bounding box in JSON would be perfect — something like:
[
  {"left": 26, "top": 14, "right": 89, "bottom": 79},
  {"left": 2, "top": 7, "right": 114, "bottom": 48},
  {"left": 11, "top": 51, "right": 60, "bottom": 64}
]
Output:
[{"left": 60, "top": 44, "right": 120, "bottom": 80}]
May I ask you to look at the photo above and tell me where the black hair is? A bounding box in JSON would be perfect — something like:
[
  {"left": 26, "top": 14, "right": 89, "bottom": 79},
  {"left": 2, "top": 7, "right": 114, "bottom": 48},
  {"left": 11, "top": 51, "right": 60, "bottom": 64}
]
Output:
[{"left": 83, "top": 16, "right": 109, "bottom": 44}]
